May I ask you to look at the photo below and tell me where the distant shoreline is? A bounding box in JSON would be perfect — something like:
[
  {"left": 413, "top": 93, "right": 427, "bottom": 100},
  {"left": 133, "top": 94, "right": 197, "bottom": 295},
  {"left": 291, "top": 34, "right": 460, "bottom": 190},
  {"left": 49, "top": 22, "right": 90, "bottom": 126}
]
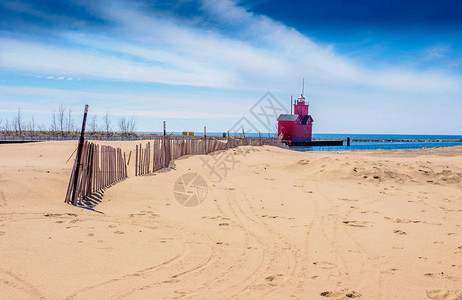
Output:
[{"left": 0, "top": 132, "right": 461, "bottom": 143}]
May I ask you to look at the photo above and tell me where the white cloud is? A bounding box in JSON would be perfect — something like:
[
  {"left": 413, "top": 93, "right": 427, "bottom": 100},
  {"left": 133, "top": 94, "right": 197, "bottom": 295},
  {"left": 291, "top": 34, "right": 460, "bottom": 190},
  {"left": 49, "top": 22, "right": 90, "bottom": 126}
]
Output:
[
  {"left": 0, "top": 0, "right": 460, "bottom": 95},
  {"left": 0, "top": 85, "right": 248, "bottom": 115}
]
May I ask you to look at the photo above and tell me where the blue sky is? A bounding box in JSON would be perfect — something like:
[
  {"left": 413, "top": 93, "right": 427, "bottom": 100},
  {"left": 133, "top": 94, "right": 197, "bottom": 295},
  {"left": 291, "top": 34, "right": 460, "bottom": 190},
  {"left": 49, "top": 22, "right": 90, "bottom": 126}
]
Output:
[{"left": 0, "top": 0, "right": 461, "bottom": 134}]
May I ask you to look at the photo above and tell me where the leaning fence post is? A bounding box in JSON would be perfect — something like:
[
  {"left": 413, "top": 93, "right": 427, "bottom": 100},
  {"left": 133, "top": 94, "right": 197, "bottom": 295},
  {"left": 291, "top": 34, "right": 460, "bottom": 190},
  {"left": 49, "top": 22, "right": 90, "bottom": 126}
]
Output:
[
  {"left": 71, "top": 104, "right": 89, "bottom": 205},
  {"left": 127, "top": 151, "right": 132, "bottom": 166}
]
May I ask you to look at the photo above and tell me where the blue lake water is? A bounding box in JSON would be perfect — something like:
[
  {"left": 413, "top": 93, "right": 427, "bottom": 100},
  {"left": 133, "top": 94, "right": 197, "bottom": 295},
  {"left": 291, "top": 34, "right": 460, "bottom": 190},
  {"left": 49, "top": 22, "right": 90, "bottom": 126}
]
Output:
[
  {"left": 3, "top": 133, "right": 460, "bottom": 151},
  {"left": 292, "top": 141, "right": 462, "bottom": 152},
  {"left": 137, "top": 132, "right": 462, "bottom": 151},
  {"left": 141, "top": 132, "right": 462, "bottom": 140}
]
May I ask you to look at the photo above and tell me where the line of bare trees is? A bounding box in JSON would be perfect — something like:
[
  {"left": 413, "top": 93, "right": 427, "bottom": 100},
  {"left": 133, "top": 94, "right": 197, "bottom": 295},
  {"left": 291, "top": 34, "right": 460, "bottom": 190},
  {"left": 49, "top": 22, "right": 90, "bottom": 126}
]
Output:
[
  {"left": 0, "top": 105, "right": 137, "bottom": 136},
  {"left": 0, "top": 109, "right": 43, "bottom": 135},
  {"left": 87, "top": 112, "right": 137, "bottom": 135}
]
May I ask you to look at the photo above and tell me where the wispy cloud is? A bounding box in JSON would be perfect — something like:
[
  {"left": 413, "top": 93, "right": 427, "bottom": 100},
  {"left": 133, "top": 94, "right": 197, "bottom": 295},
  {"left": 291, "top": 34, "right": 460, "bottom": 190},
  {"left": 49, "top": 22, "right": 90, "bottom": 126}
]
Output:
[{"left": 0, "top": 0, "right": 460, "bottom": 94}]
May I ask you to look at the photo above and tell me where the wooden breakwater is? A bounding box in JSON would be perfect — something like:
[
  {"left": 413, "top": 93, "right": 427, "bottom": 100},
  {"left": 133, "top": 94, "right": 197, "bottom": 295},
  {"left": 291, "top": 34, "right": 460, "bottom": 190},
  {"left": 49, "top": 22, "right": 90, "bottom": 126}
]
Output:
[{"left": 65, "top": 141, "right": 128, "bottom": 205}]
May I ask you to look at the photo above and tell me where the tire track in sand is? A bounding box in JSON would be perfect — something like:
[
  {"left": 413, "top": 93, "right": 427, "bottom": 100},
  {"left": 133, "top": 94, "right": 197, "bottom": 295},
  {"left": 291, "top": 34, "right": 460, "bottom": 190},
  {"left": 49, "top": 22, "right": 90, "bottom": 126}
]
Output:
[
  {"left": 0, "top": 268, "right": 45, "bottom": 300},
  {"left": 175, "top": 186, "right": 268, "bottom": 299}
]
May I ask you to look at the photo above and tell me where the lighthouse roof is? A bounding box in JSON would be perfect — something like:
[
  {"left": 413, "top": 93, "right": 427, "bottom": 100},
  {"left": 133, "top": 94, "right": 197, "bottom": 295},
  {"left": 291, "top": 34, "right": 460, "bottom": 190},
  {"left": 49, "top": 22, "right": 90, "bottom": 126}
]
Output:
[
  {"left": 277, "top": 114, "right": 299, "bottom": 121},
  {"left": 301, "top": 115, "right": 314, "bottom": 125}
]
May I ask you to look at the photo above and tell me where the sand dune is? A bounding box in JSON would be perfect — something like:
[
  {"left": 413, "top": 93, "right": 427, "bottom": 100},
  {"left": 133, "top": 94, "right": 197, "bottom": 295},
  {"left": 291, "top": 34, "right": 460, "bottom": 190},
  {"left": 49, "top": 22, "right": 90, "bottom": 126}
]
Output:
[{"left": 0, "top": 142, "right": 461, "bottom": 299}]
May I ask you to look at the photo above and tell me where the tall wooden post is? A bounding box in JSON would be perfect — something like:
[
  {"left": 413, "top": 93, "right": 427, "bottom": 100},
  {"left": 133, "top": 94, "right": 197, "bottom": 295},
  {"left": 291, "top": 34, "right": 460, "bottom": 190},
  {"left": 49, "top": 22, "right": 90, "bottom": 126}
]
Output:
[
  {"left": 163, "top": 121, "right": 166, "bottom": 137},
  {"left": 204, "top": 126, "right": 207, "bottom": 154},
  {"left": 71, "top": 104, "right": 89, "bottom": 205}
]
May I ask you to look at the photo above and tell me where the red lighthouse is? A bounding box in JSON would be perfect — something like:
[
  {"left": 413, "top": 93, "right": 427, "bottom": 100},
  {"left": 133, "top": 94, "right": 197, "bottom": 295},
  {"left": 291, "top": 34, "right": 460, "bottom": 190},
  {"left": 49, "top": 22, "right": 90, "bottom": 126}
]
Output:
[{"left": 277, "top": 88, "right": 314, "bottom": 144}]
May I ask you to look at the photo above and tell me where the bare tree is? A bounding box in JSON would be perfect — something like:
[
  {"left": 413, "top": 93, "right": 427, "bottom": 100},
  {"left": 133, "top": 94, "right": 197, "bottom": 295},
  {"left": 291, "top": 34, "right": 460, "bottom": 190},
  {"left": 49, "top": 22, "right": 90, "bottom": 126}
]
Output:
[
  {"left": 13, "top": 108, "right": 23, "bottom": 135},
  {"left": 128, "top": 115, "right": 137, "bottom": 133},
  {"left": 118, "top": 116, "right": 128, "bottom": 134},
  {"left": 103, "top": 112, "right": 112, "bottom": 134},
  {"left": 30, "top": 115, "right": 35, "bottom": 134},
  {"left": 119, "top": 115, "right": 137, "bottom": 134},
  {"left": 65, "top": 107, "right": 75, "bottom": 133},
  {"left": 58, "top": 103, "right": 65, "bottom": 133},
  {"left": 2, "top": 118, "right": 11, "bottom": 133},
  {"left": 88, "top": 115, "right": 98, "bottom": 133},
  {"left": 50, "top": 111, "right": 57, "bottom": 132},
  {"left": 37, "top": 124, "right": 46, "bottom": 132}
]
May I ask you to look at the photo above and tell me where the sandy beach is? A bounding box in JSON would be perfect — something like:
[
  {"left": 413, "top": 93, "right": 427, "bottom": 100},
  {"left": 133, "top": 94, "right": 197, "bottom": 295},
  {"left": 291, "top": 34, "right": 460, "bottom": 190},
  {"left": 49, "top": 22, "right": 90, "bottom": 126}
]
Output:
[{"left": 0, "top": 141, "right": 461, "bottom": 299}]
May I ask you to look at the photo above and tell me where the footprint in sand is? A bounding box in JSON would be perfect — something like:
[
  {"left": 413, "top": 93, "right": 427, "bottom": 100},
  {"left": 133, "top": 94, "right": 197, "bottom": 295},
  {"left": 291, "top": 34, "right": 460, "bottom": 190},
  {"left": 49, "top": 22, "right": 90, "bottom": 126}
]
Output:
[
  {"left": 382, "top": 268, "right": 400, "bottom": 274},
  {"left": 346, "top": 291, "right": 362, "bottom": 298},
  {"left": 343, "top": 220, "right": 370, "bottom": 227},
  {"left": 384, "top": 217, "right": 422, "bottom": 224},
  {"left": 264, "top": 274, "right": 283, "bottom": 282},
  {"left": 423, "top": 272, "right": 457, "bottom": 281},
  {"left": 313, "top": 261, "right": 336, "bottom": 269},
  {"left": 426, "top": 290, "right": 462, "bottom": 300},
  {"left": 339, "top": 198, "right": 358, "bottom": 202},
  {"left": 44, "top": 213, "right": 61, "bottom": 217},
  {"left": 320, "top": 290, "right": 361, "bottom": 298},
  {"left": 393, "top": 230, "right": 407, "bottom": 235},
  {"left": 320, "top": 291, "right": 334, "bottom": 297}
]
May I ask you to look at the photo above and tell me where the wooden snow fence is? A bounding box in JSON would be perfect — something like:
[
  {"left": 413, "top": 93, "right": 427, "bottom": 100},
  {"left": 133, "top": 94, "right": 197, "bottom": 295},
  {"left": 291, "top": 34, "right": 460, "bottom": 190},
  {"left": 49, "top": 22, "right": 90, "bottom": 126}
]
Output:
[
  {"left": 65, "top": 141, "right": 128, "bottom": 205},
  {"left": 135, "top": 138, "right": 172, "bottom": 176},
  {"left": 134, "top": 136, "right": 285, "bottom": 176}
]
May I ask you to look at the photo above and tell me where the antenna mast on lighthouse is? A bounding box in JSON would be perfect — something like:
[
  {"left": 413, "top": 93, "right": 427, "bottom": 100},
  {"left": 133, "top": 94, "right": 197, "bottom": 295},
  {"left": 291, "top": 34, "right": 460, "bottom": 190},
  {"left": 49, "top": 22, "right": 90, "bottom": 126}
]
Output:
[{"left": 302, "top": 78, "right": 304, "bottom": 96}]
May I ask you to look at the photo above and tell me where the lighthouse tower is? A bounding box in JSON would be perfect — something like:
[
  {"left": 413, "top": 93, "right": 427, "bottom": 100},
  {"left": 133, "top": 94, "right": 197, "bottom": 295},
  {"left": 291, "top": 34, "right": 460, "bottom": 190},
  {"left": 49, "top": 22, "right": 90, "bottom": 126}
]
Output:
[
  {"left": 277, "top": 81, "right": 314, "bottom": 143},
  {"left": 294, "top": 93, "right": 308, "bottom": 117}
]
